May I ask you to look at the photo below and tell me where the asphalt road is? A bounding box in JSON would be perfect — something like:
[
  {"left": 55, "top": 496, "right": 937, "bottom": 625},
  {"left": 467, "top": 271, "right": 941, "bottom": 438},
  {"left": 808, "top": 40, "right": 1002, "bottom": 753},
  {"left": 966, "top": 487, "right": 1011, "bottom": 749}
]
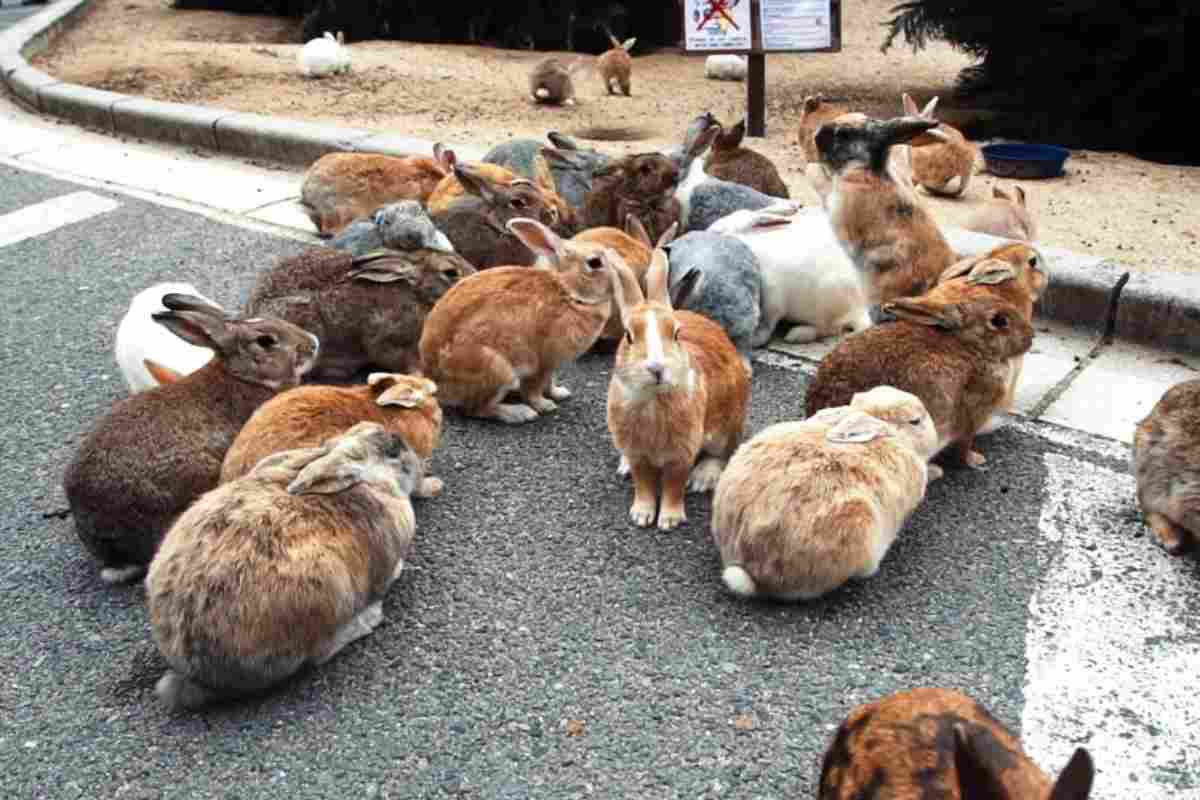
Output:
[{"left": 0, "top": 164, "right": 1196, "bottom": 798}]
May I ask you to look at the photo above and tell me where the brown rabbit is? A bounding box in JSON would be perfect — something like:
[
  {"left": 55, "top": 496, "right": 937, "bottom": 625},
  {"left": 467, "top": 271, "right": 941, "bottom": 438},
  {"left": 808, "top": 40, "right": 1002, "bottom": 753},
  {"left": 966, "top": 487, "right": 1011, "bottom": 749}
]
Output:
[
  {"left": 573, "top": 215, "right": 678, "bottom": 341},
  {"left": 607, "top": 249, "right": 751, "bottom": 530},
  {"left": 62, "top": 295, "right": 319, "bottom": 584},
  {"left": 246, "top": 247, "right": 474, "bottom": 379},
  {"left": 585, "top": 152, "right": 681, "bottom": 243},
  {"left": 300, "top": 143, "right": 453, "bottom": 237},
  {"left": 597, "top": 32, "right": 635, "bottom": 96},
  {"left": 965, "top": 184, "right": 1038, "bottom": 242},
  {"left": 1133, "top": 379, "right": 1200, "bottom": 555},
  {"left": 431, "top": 164, "right": 575, "bottom": 269},
  {"left": 713, "top": 386, "right": 938, "bottom": 599},
  {"left": 797, "top": 94, "right": 850, "bottom": 165},
  {"left": 530, "top": 56, "right": 585, "bottom": 105},
  {"left": 805, "top": 293, "right": 1035, "bottom": 471},
  {"left": 903, "top": 93, "right": 979, "bottom": 198},
  {"left": 819, "top": 688, "right": 1095, "bottom": 799},
  {"left": 426, "top": 161, "right": 573, "bottom": 228},
  {"left": 815, "top": 113, "right": 959, "bottom": 303},
  {"left": 419, "top": 218, "right": 623, "bottom": 424},
  {"left": 220, "top": 373, "right": 444, "bottom": 497},
  {"left": 147, "top": 422, "right": 425, "bottom": 710},
  {"left": 703, "top": 118, "right": 790, "bottom": 198}
]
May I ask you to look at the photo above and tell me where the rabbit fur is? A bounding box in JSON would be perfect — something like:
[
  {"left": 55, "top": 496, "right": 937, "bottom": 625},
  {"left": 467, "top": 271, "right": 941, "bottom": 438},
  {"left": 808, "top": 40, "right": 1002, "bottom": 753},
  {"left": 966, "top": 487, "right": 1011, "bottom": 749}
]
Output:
[
  {"left": 597, "top": 32, "right": 635, "bottom": 95},
  {"left": 299, "top": 31, "right": 350, "bottom": 78},
  {"left": 713, "top": 386, "right": 938, "bottom": 600},
  {"left": 115, "top": 282, "right": 220, "bottom": 392},
  {"left": 703, "top": 117, "right": 790, "bottom": 199},
  {"left": 1133, "top": 379, "right": 1200, "bottom": 555},
  {"left": 329, "top": 201, "right": 455, "bottom": 257},
  {"left": 64, "top": 295, "right": 319, "bottom": 584},
  {"left": 483, "top": 133, "right": 613, "bottom": 214},
  {"left": 660, "top": 230, "right": 763, "bottom": 353},
  {"left": 902, "top": 93, "right": 979, "bottom": 198},
  {"left": 965, "top": 183, "right": 1038, "bottom": 242},
  {"left": 530, "top": 56, "right": 585, "bottom": 105},
  {"left": 704, "top": 55, "right": 747, "bottom": 82},
  {"left": 147, "top": 422, "right": 424, "bottom": 710},
  {"left": 584, "top": 152, "right": 681, "bottom": 244}
]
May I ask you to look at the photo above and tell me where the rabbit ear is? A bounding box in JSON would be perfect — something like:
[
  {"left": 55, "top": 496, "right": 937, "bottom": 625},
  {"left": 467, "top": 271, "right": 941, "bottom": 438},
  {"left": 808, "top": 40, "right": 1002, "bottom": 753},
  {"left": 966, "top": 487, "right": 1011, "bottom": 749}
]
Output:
[
  {"left": 1048, "top": 748, "right": 1095, "bottom": 800},
  {"left": 287, "top": 451, "right": 364, "bottom": 496},
  {"left": 826, "top": 412, "right": 890, "bottom": 445},
  {"left": 377, "top": 385, "right": 427, "bottom": 408},
  {"left": 1014, "top": 185, "right": 1027, "bottom": 207},
  {"left": 715, "top": 119, "right": 746, "bottom": 150},
  {"left": 453, "top": 164, "right": 497, "bottom": 203},
  {"left": 803, "top": 95, "right": 822, "bottom": 113},
  {"left": 540, "top": 147, "right": 586, "bottom": 170},
  {"left": 622, "top": 38, "right": 637, "bottom": 51},
  {"left": 966, "top": 261, "right": 1018, "bottom": 286},
  {"left": 686, "top": 123, "right": 720, "bottom": 161},
  {"left": 336, "top": 31, "right": 345, "bottom": 45},
  {"left": 610, "top": 259, "right": 645, "bottom": 331},
  {"left": 624, "top": 214, "right": 652, "bottom": 247},
  {"left": 992, "top": 184, "right": 1011, "bottom": 201},
  {"left": 546, "top": 131, "right": 578, "bottom": 150},
  {"left": 922, "top": 96, "right": 939, "bottom": 118},
  {"left": 160, "top": 292, "right": 226, "bottom": 316},
  {"left": 152, "top": 309, "right": 233, "bottom": 353},
  {"left": 143, "top": 358, "right": 183, "bottom": 385},
  {"left": 810, "top": 406, "right": 849, "bottom": 423},
  {"left": 251, "top": 446, "right": 327, "bottom": 478},
  {"left": 433, "top": 142, "right": 456, "bottom": 170},
  {"left": 347, "top": 253, "right": 420, "bottom": 284},
  {"left": 645, "top": 248, "right": 671, "bottom": 306},
  {"left": 938, "top": 255, "right": 983, "bottom": 284},
  {"left": 507, "top": 218, "right": 564, "bottom": 260},
  {"left": 901, "top": 92, "right": 919, "bottom": 115},
  {"left": 368, "top": 372, "right": 430, "bottom": 407},
  {"left": 655, "top": 221, "right": 679, "bottom": 249},
  {"left": 883, "top": 297, "right": 963, "bottom": 330},
  {"left": 668, "top": 266, "right": 703, "bottom": 311}
]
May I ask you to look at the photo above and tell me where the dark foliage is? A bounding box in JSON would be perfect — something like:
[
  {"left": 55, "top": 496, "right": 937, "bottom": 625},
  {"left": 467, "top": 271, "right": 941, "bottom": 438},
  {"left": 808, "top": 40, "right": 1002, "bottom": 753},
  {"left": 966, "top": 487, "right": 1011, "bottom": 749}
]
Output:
[{"left": 883, "top": 1, "right": 1197, "bottom": 163}]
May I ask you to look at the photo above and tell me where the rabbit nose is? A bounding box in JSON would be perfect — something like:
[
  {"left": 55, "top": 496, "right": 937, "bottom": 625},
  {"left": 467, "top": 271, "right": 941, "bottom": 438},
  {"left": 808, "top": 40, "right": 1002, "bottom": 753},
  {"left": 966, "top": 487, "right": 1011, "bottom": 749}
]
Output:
[{"left": 646, "top": 362, "right": 665, "bottom": 382}]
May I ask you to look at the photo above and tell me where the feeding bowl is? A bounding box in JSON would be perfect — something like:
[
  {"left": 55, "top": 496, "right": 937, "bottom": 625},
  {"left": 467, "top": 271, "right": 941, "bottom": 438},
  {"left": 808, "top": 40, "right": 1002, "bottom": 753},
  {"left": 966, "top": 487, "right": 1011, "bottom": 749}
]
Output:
[{"left": 981, "top": 143, "right": 1071, "bottom": 179}]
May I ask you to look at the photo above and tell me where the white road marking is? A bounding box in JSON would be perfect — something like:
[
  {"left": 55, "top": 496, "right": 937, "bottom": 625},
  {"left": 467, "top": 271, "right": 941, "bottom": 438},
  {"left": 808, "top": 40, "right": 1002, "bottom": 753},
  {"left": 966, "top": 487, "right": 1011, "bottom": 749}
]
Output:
[
  {"left": 1022, "top": 453, "right": 1200, "bottom": 797},
  {"left": 0, "top": 191, "right": 120, "bottom": 249}
]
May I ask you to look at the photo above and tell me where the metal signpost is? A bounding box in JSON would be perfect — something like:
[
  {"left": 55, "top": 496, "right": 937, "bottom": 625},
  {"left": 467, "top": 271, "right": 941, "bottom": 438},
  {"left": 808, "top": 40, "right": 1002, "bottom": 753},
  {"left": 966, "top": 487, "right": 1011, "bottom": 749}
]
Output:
[{"left": 684, "top": 0, "right": 842, "bottom": 137}]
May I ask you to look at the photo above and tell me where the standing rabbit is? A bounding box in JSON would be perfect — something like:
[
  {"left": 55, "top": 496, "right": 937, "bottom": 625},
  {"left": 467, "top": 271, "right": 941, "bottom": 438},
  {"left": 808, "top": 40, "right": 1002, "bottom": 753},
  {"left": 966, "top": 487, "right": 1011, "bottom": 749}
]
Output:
[
  {"left": 965, "top": 184, "right": 1038, "bottom": 242},
  {"left": 246, "top": 247, "right": 474, "bottom": 380},
  {"left": 585, "top": 152, "right": 681, "bottom": 243},
  {"left": 805, "top": 293, "right": 1035, "bottom": 472},
  {"left": 1133, "top": 379, "right": 1200, "bottom": 555},
  {"left": 703, "top": 118, "right": 790, "bottom": 199},
  {"left": 114, "top": 282, "right": 219, "bottom": 393},
  {"left": 418, "top": 219, "right": 623, "bottom": 424},
  {"left": 299, "top": 31, "right": 350, "bottom": 78},
  {"left": 530, "top": 56, "right": 585, "bottom": 105},
  {"left": 63, "top": 295, "right": 319, "bottom": 584},
  {"left": 607, "top": 249, "right": 751, "bottom": 530},
  {"left": 220, "top": 373, "right": 444, "bottom": 496},
  {"left": 147, "top": 422, "right": 425, "bottom": 710},
  {"left": 598, "top": 31, "right": 636, "bottom": 96},
  {"left": 713, "top": 386, "right": 938, "bottom": 599}
]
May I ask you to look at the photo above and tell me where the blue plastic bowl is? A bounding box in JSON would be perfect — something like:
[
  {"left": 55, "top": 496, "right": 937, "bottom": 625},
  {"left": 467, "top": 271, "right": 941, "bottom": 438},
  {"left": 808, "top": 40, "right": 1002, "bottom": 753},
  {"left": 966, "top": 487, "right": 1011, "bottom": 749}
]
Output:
[{"left": 981, "top": 143, "right": 1071, "bottom": 179}]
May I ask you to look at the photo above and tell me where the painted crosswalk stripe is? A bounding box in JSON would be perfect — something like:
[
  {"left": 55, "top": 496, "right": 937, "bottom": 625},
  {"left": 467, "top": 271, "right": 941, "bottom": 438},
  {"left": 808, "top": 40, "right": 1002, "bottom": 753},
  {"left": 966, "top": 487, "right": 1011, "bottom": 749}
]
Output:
[
  {"left": 0, "top": 191, "right": 121, "bottom": 249},
  {"left": 1022, "top": 453, "right": 1200, "bottom": 797}
]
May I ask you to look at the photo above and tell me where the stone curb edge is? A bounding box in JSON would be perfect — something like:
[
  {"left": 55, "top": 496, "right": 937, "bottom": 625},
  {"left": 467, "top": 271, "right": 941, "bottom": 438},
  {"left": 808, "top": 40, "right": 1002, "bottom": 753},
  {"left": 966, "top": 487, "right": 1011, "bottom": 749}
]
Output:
[{"left": 2, "top": 0, "right": 1196, "bottom": 354}]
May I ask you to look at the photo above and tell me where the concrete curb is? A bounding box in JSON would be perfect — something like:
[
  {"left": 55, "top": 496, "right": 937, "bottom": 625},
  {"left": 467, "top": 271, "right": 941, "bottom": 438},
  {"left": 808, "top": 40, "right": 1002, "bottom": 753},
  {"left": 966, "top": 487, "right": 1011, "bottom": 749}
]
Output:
[{"left": 3, "top": 0, "right": 1198, "bottom": 354}]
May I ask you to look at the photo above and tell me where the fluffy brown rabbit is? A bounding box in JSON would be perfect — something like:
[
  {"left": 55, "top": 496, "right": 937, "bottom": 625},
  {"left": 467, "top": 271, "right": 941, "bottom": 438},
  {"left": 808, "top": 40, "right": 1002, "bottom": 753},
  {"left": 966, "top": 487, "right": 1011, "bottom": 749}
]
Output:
[
  {"left": 585, "top": 152, "right": 681, "bottom": 243},
  {"left": 703, "top": 118, "right": 790, "bottom": 198},
  {"left": 713, "top": 386, "right": 938, "bottom": 599},
  {"left": 300, "top": 144, "right": 453, "bottom": 237},
  {"left": 419, "top": 218, "right": 623, "bottom": 424},
  {"left": 1133, "top": 379, "right": 1200, "bottom": 555},
  {"left": 220, "top": 373, "right": 443, "bottom": 496},
  {"left": 62, "top": 295, "right": 319, "bottom": 584},
  {"left": 607, "top": 248, "right": 751, "bottom": 530},
  {"left": 928, "top": 243, "right": 1048, "bottom": 432},
  {"left": 146, "top": 422, "right": 425, "bottom": 710},
  {"left": 819, "top": 688, "right": 1095, "bottom": 799},
  {"left": 805, "top": 293, "right": 1035, "bottom": 471},
  {"left": 430, "top": 164, "right": 575, "bottom": 269},
  {"left": 797, "top": 94, "right": 850, "bottom": 165},
  {"left": 965, "top": 183, "right": 1038, "bottom": 242},
  {"left": 902, "top": 93, "right": 979, "bottom": 198},
  {"left": 816, "top": 113, "right": 959, "bottom": 303},
  {"left": 246, "top": 247, "right": 474, "bottom": 379},
  {"left": 426, "top": 161, "right": 573, "bottom": 228},
  {"left": 530, "top": 56, "right": 585, "bottom": 105},
  {"left": 597, "top": 32, "right": 635, "bottom": 95},
  {"left": 573, "top": 215, "right": 678, "bottom": 342}
]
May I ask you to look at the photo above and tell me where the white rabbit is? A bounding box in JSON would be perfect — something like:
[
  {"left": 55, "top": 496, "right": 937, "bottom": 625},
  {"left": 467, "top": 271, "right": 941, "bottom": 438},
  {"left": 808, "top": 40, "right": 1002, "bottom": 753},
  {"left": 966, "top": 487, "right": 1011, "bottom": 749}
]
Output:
[
  {"left": 704, "top": 55, "right": 747, "bottom": 82},
  {"left": 708, "top": 207, "right": 872, "bottom": 346},
  {"left": 115, "top": 283, "right": 220, "bottom": 393},
  {"left": 299, "top": 31, "right": 351, "bottom": 78}
]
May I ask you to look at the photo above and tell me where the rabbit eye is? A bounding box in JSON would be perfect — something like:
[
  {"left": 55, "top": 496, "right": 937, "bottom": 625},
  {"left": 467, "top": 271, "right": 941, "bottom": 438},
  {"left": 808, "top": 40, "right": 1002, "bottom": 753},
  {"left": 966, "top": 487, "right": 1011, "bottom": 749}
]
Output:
[
  {"left": 255, "top": 334, "right": 278, "bottom": 349},
  {"left": 992, "top": 313, "right": 1010, "bottom": 329},
  {"left": 673, "top": 326, "right": 681, "bottom": 341},
  {"left": 624, "top": 329, "right": 634, "bottom": 344},
  {"left": 909, "top": 417, "right": 923, "bottom": 426},
  {"left": 586, "top": 256, "right": 604, "bottom": 271},
  {"left": 1028, "top": 256, "right": 1038, "bottom": 268}
]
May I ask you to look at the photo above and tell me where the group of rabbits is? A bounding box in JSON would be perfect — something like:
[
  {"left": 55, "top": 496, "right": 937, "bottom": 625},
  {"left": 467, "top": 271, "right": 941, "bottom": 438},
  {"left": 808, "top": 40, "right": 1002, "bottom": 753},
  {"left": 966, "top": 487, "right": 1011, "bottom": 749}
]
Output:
[
  {"left": 529, "top": 30, "right": 637, "bottom": 106},
  {"left": 63, "top": 87, "right": 1199, "bottom": 796}
]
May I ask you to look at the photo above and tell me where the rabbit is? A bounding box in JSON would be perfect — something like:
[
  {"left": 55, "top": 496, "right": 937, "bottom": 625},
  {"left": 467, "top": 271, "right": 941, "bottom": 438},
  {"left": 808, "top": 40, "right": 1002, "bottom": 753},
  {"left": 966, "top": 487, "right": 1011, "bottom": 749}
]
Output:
[
  {"left": 530, "top": 56, "right": 585, "bottom": 105},
  {"left": 805, "top": 293, "right": 1035, "bottom": 473},
  {"left": 704, "top": 54, "right": 747, "bottom": 82},
  {"left": 902, "top": 93, "right": 980, "bottom": 198},
  {"left": 659, "top": 230, "right": 762, "bottom": 353},
  {"left": 815, "top": 112, "right": 959, "bottom": 303},
  {"left": 584, "top": 152, "right": 682, "bottom": 243},
  {"left": 427, "top": 160, "right": 574, "bottom": 228},
  {"left": 713, "top": 385, "right": 938, "bottom": 599},
  {"left": 298, "top": 31, "right": 350, "bottom": 78},
  {"left": 146, "top": 422, "right": 424, "bottom": 710},
  {"left": 300, "top": 143, "right": 453, "bottom": 237},
  {"left": 965, "top": 183, "right": 1038, "bottom": 242},
  {"left": 797, "top": 94, "right": 851, "bottom": 165},
  {"left": 574, "top": 215, "right": 678, "bottom": 342},
  {"left": 418, "top": 218, "right": 624, "bottom": 424},
  {"left": 115, "top": 282, "right": 220, "bottom": 393},
  {"left": 328, "top": 200, "right": 455, "bottom": 257},
  {"left": 246, "top": 247, "right": 474, "bottom": 380},
  {"left": 673, "top": 112, "right": 803, "bottom": 232},
  {"left": 819, "top": 688, "right": 1095, "bottom": 799},
  {"left": 1133, "top": 379, "right": 1200, "bottom": 555},
  {"left": 703, "top": 117, "right": 790, "bottom": 198},
  {"left": 63, "top": 295, "right": 319, "bottom": 584},
  {"left": 220, "top": 372, "right": 443, "bottom": 492},
  {"left": 597, "top": 31, "right": 635, "bottom": 95},
  {"left": 708, "top": 206, "right": 872, "bottom": 346},
  {"left": 483, "top": 133, "right": 613, "bottom": 214},
  {"left": 928, "top": 243, "right": 1049, "bottom": 433},
  {"left": 607, "top": 249, "right": 751, "bottom": 531}
]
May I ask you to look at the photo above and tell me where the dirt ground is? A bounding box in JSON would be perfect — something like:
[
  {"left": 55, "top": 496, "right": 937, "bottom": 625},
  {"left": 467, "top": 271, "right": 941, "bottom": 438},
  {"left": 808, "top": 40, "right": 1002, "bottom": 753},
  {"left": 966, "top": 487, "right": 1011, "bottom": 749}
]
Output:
[{"left": 32, "top": 0, "right": 1200, "bottom": 274}]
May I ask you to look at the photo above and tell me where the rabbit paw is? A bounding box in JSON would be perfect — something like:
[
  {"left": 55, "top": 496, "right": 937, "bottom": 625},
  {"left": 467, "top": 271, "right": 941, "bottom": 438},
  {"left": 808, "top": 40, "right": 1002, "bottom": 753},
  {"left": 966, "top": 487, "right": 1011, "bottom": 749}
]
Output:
[
  {"left": 528, "top": 396, "right": 558, "bottom": 414},
  {"left": 548, "top": 384, "right": 572, "bottom": 401},
  {"left": 100, "top": 564, "right": 145, "bottom": 585},
  {"left": 927, "top": 464, "right": 945, "bottom": 481},
  {"left": 416, "top": 476, "right": 444, "bottom": 498},
  {"left": 687, "top": 458, "right": 724, "bottom": 493},
  {"left": 657, "top": 505, "right": 687, "bottom": 531},
  {"left": 493, "top": 403, "right": 539, "bottom": 424},
  {"left": 630, "top": 501, "right": 657, "bottom": 527},
  {"left": 965, "top": 450, "right": 987, "bottom": 469},
  {"left": 616, "top": 454, "right": 631, "bottom": 478}
]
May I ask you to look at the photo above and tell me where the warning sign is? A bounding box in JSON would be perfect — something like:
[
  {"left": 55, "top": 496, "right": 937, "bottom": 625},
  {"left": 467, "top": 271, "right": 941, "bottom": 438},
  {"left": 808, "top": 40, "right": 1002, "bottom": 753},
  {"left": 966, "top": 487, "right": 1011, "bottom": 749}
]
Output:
[
  {"left": 683, "top": 0, "right": 840, "bottom": 53},
  {"left": 684, "top": 0, "right": 752, "bottom": 52}
]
